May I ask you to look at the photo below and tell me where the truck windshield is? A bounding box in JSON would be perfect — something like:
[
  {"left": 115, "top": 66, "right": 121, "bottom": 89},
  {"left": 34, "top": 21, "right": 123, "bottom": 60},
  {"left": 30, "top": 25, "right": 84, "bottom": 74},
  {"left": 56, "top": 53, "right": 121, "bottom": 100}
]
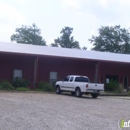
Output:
[{"left": 75, "top": 77, "right": 89, "bottom": 82}]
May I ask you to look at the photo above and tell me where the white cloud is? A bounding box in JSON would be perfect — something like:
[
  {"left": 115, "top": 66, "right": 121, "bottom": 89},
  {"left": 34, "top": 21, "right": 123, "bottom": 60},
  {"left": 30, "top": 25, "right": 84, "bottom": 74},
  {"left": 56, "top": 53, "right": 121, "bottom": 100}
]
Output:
[
  {"left": 80, "top": 0, "right": 130, "bottom": 26},
  {"left": 0, "top": 0, "right": 26, "bottom": 42},
  {"left": 46, "top": 38, "right": 54, "bottom": 46},
  {"left": 89, "top": 29, "right": 96, "bottom": 37},
  {"left": 0, "top": 1, "right": 26, "bottom": 25},
  {"left": 17, "top": 0, "right": 28, "bottom": 3},
  {"left": 60, "top": 0, "right": 130, "bottom": 49},
  {"left": 61, "top": 0, "right": 80, "bottom": 10},
  {"left": 99, "top": 0, "right": 108, "bottom": 8},
  {"left": 77, "top": 12, "right": 84, "bottom": 16}
]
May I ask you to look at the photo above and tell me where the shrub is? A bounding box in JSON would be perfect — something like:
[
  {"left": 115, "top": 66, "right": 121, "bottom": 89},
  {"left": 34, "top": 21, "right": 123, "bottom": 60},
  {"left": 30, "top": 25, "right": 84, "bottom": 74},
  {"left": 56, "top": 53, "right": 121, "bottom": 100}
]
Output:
[
  {"left": 51, "top": 81, "right": 56, "bottom": 87},
  {"left": 12, "top": 77, "right": 30, "bottom": 89},
  {"left": 127, "top": 91, "right": 130, "bottom": 96},
  {"left": 16, "top": 87, "right": 30, "bottom": 91},
  {"left": 0, "top": 80, "right": 13, "bottom": 90},
  {"left": 105, "top": 80, "right": 123, "bottom": 93},
  {"left": 105, "top": 80, "right": 118, "bottom": 92},
  {"left": 37, "top": 82, "right": 55, "bottom": 92},
  {"left": 114, "top": 84, "right": 124, "bottom": 93}
]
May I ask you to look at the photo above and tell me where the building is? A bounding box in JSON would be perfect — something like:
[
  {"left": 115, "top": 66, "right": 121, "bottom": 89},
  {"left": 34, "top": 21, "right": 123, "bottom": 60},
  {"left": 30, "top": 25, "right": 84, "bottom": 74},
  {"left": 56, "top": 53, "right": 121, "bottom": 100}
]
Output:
[{"left": 0, "top": 42, "right": 130, "bottom": 89}]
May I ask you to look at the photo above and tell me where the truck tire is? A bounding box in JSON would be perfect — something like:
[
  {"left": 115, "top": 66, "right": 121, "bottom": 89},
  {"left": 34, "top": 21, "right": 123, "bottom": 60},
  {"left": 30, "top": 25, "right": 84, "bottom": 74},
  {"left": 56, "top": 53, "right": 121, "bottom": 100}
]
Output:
[
  {"left": 71, "top": 92, "right": 75, "bottom": 96},
  {"left": 75, "top": 88, "right": 82, "bottom": 97},
  {"left": 56, "top": 86, "right": 61, "bottom": 94},
  {"left": 91, "top": 93, "right": 98, "bottom": 98}
]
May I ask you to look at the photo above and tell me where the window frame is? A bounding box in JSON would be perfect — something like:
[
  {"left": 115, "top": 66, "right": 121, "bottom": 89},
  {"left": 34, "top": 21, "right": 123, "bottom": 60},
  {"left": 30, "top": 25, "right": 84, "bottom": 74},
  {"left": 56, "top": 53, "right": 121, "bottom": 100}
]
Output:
[{"left": 64, "top": 76, "right": 70, "bottom": 82}]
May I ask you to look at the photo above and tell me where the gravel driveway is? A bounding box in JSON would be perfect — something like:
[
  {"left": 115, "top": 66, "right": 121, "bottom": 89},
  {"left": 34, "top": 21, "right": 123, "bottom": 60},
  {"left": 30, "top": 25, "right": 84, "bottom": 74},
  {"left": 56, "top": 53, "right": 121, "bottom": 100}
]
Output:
[{"left": 0, "top": 92, "right": 130, "bottom": 130}]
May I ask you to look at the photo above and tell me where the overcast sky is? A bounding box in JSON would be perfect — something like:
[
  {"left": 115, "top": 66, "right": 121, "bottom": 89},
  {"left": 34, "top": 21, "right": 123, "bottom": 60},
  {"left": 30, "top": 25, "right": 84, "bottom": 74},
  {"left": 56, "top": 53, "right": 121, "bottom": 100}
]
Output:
[{"left": 0, "top": 0, "right": 130, "bottom": 50}]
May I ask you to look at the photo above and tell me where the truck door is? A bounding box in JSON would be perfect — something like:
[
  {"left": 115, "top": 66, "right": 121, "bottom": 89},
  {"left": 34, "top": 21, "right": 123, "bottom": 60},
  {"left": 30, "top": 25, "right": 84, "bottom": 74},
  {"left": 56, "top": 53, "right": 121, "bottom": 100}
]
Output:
[
  {"left": 68, "top": 76, "right": 75, "bottom": 91},
  {"left": 61, "top": 76, "right": 74, "bottom": 91},
  {"left": 61, "top": 76, "right": 70, "bottom": 91}
]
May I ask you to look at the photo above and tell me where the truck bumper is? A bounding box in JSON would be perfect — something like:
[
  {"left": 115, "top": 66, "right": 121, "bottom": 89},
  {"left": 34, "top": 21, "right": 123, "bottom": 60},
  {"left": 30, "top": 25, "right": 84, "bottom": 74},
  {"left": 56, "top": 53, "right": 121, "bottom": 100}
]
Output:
[{"left": 86, "top": 89, "right": 104, "bottom": 94}]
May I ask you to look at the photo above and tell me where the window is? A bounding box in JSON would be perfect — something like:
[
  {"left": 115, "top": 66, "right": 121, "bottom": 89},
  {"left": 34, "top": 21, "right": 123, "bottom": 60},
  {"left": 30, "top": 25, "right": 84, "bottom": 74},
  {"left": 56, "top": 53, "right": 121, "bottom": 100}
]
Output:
[
  {"left": 14, "top": 69, "right": 22, "bottom": 79},
  {"left": 70, "top": 77, "right": 74, "bottom": 82},
  {"left": 50, "top": 72, "right": 58, "bottom": 85},
  {"left": 75, "top": 77, "right": 89, "bottom": 82},
  {"left": 64, "top": 76, "right": 70, "bottom": 81}
]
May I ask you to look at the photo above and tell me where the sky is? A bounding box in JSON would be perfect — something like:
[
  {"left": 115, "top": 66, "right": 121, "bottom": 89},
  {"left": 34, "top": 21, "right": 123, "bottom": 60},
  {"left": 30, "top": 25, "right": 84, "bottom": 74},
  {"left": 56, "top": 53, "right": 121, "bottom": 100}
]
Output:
[{"left": 0, "top": 0, "right": 130, "bottom": 50}]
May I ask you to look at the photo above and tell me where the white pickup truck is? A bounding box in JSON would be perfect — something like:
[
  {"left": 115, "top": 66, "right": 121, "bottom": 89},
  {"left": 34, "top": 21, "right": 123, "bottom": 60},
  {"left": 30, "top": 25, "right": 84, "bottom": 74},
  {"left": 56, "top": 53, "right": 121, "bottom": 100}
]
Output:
[{"left": 55, "top": 75, "right": 104, "bottom": 98}]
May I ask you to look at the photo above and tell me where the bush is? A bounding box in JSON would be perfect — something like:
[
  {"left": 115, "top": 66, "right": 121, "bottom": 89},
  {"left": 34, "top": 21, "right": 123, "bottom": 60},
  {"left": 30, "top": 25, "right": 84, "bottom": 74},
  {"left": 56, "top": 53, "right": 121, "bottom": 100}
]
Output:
[
  {"left": 127, "top": 91, "right": 130, "bottom": 96},
  {"left": 37, "top": 82, "right": 55, "bottom": 92},
  {"left": 12, "top": 77, "right": 30, "bottom": 89},
  {"left": 105, "top": 80, "right": 118, "bottom": 92},
  {"left": 51, "top": 81, "right": 56, "bottom": 87},
  {"left": 16, "top": 87, "right": 30, "bottom": 91},
  {"left": 0, "top": 81, "right": 13, "bottom": 90},
  {"left": 114, "top": 84, "right": 124, "bottom": 93},
  {"left": 105, "top": 80, "right": 123, "bottom": 93}
]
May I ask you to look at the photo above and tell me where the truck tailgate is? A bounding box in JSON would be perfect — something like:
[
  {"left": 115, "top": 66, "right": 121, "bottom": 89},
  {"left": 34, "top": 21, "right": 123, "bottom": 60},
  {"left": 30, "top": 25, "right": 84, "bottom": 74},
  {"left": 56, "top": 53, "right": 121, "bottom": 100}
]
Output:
[{"left": 88, "top": 83, "right": 104, "bottom": 91}]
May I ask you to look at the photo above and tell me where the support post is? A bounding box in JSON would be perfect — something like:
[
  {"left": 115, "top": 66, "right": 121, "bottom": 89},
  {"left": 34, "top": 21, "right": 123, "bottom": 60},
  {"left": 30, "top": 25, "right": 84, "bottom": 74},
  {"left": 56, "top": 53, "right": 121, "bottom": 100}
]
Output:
[
  {"left": 95, "top": 61, "right": 101, "bottom": 83},
  {"left": 95, "top": 64, "right": 98, "bottom": 83},
  {"left": 34, "top": 56, "right": 38, "bottom": 89},
  {"left": 98, "top": 61, "right": 101, "bottom": 83}
]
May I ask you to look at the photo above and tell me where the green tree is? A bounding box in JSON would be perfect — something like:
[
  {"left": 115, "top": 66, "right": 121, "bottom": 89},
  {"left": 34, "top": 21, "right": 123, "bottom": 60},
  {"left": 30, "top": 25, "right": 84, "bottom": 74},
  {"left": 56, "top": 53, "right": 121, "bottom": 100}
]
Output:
[
  {"left": 82, "top": 46, "right": 87, "bottom": 50},
  {"left": 11, "top": 23, "right": 46, "bottom": 46},
  {"left": 51, "top": 27, "right": 80, "bottom": 49},
  {"left": 89, "top": 25, "right": 130, "bottom": 54}
]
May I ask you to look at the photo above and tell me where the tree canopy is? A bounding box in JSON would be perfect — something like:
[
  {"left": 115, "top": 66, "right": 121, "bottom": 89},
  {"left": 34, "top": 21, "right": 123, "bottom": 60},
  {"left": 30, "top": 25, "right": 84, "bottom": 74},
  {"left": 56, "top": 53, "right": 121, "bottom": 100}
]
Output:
[
  {"left": 51, "top": 27, "right": 81, "bottom": 49},
  {"left": 89, "top": 25, "right": 130, "bottom": 54},
  {"left": 11, "top": 24, "right": 46, "bottom": 46},
  {"left": 82, "top": 46, "right": 87, "bottom": 50}
]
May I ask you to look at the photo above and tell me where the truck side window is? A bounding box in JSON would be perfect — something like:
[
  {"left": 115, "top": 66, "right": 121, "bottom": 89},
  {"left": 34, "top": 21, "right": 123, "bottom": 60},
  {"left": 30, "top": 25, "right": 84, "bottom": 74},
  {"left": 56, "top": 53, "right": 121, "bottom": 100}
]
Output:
[
  {"left": 75, "top": 77, "right": 89, "bottom": 82},
  {"left": 64, "top": 76, "right": 70, "bottom": 81},
  {"left": 70, "top": 77, "right": 74, "bottom": 82}
]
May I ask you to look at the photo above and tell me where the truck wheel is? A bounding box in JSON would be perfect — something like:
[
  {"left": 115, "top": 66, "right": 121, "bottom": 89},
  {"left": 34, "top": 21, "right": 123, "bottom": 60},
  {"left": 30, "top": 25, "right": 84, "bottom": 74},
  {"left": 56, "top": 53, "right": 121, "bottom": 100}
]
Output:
[
  {"left": 71, "top": 92, "right": 75, "bottom": 96},
  {"left": 56, "top": 86, "right": 61, "bottom": 94},
  {"left": 75, "top": 88, "right": 82, "bottom": 97},
  {"left": 91, "top": 93, "right": 98, "bottom": 98}
]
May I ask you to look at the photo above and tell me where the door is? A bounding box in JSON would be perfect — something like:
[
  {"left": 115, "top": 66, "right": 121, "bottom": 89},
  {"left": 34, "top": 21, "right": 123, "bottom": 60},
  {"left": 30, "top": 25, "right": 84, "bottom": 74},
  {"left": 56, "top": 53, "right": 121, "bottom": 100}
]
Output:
[
  {"left": 123, "top": 76, "right": 128, "bottom": 90},
  {"left": 106, "top": 75, "right": 118, "bottom": 82},
  {"left": 60, "top": 76, "right": 70, "bottom": 91},
  {"left": 60, "top": 76, "right": 74, "bottom": 91},
  {"left": 68, "top": 76, "right": 74, "bottom": 91}
]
